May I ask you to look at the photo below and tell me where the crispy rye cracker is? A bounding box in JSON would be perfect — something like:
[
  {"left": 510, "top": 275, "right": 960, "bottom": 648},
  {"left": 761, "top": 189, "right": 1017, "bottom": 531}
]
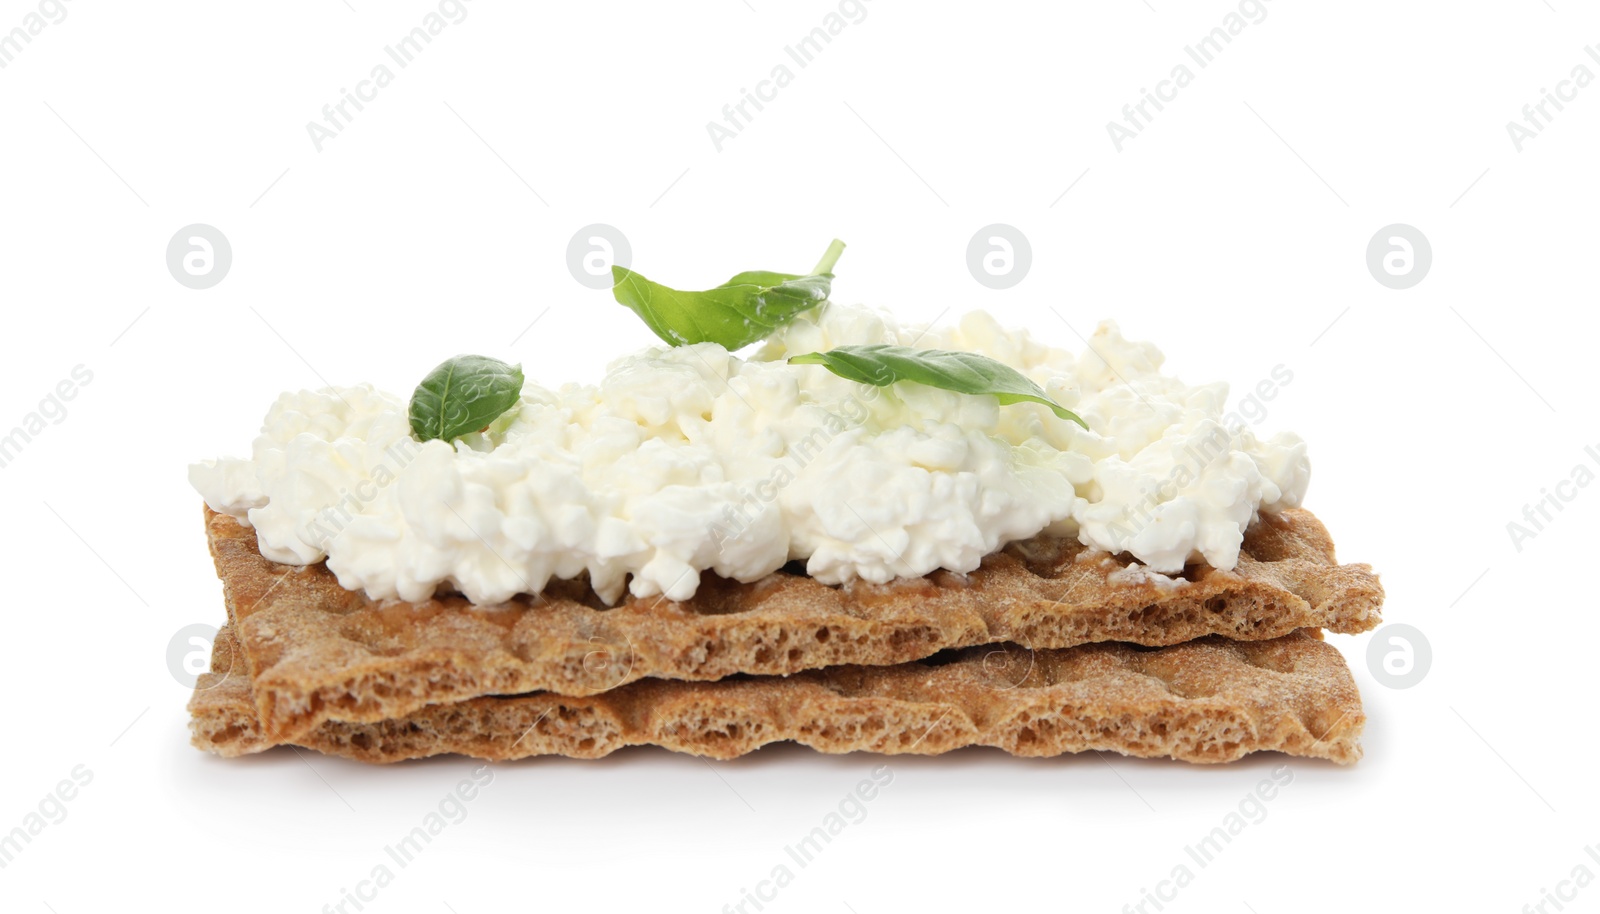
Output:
[
  {"left": 190, "top": 627, "right": 1363, "bottom": 764},
  {"left": 204, "top": 506, "right": 1381, "bottom": 740}
]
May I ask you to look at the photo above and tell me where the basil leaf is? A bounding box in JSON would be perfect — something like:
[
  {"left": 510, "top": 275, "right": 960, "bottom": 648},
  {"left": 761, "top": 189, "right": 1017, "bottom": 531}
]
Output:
[
  {"left": 409, "top": 355, "right": 526, "bottom": 442},
  {"left": 788, "top": 344, "right": 1089, "bottom": 429},
  {"left": 610, "top": 239, "right": 845, "bottom": 350}
]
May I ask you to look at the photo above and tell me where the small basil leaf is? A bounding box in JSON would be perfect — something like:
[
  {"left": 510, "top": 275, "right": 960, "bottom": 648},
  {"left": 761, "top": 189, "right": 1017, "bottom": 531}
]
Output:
[
  {"left": 788, "top": 344, "right": 1089, "bottom": 429},
  {"left": 409, "top": 355, "right": 526, "bottom": 442},
  {"left": 610, "top": 239, "right": 845, "bottom": 350}
]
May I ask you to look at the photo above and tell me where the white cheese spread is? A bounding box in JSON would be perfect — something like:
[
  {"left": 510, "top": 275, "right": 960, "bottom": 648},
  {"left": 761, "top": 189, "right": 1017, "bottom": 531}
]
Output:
[{"left": 190, "top": 304, "right": 1308, "bottom": 605}]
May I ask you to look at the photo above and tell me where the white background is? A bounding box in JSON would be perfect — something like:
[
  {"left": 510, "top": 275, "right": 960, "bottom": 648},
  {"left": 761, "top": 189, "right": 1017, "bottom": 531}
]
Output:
[{"left": 2, "top": 1, "right": 1596, "bottom": 911}]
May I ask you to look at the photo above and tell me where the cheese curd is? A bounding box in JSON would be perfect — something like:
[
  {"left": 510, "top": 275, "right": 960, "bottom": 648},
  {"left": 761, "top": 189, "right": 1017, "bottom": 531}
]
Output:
[{"left": 190, "top": 304, "right": 1308, "bottom": 605}]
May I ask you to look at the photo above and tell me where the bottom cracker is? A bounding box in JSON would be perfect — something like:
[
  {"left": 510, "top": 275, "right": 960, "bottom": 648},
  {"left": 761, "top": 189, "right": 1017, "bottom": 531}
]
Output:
[{"left": 189, "top": 627, "right": 1363, "bottom": 765}]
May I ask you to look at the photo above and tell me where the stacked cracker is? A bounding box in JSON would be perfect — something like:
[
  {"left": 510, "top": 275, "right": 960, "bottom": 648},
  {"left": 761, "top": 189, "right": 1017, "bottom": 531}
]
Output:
[{"left": 189, "top": 506, "right": 1382, "bottom": 764}]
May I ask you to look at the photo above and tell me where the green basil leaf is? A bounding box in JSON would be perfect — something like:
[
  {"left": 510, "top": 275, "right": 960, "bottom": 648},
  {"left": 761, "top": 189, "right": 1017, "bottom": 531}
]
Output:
[
  {"left": 409, "top": 355, "right": 526, "bottom": 442},
  {"left": 610, "top": 239, "right": 845, "bottom": 350},
  {"left": 788, "top": 344, "right": 1089, "bottom": 429}
]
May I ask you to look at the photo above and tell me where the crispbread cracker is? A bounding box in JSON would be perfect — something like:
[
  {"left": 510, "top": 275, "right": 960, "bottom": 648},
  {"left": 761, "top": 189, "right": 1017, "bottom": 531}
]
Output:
[
  {"left": 205, "top": 505, "right": 1381, "bottom": 740},
  {"left": 190, "top": 627, "right": 1363, "bottom": 765}
]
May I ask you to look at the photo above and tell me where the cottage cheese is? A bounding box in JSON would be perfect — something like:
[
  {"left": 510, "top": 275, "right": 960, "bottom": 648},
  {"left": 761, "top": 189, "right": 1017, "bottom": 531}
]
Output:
[{"left": 190, "top": 304, "right": 1309, "bottom": 605}]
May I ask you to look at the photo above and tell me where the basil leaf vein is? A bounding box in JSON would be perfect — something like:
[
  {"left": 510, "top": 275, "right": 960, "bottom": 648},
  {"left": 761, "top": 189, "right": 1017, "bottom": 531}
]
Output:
[
  {"left": 409, "top": 355, "right": 526, "bottom": 442},
  {"left": 788, "top": 344, "right": 1088, "bottom": 429}
]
